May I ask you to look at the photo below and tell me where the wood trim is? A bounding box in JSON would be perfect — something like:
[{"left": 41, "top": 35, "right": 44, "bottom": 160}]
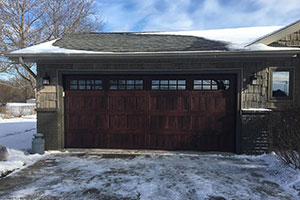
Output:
[{"left": 250, "top": 20, "right": 300, "bottom": 46}]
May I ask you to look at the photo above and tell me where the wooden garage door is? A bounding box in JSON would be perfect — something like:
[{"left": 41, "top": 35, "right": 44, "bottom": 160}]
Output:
[{"left": 64, "top": 75, "right": 236, "bottom": 152}]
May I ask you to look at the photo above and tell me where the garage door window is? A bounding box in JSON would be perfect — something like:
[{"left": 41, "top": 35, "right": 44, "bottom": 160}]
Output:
[
  {"left": 193, "top": 80, "right": 230, "bottom": 90},
  {"left": 110, "top": 80, "right": 143, "bottom": 90},
  {"left": 151, "top": 80, "right": 186, "bottom": 90},
  {"left": 70, "top": 80, "right": 103, "bottom": 90}
]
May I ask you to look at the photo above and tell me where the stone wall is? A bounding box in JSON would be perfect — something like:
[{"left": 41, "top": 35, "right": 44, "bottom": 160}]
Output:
[{"left": 37, "top": 111, "right": 58, "bottom": 150}]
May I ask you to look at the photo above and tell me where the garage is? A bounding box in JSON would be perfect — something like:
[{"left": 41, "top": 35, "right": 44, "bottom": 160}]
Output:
[{"left": 64, "top": 74, "right": 236, "bottom": 152}]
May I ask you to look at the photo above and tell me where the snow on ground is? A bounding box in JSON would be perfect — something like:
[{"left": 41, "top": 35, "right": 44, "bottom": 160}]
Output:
[
  {"left": 0, "top": 149, "right": 42, "bottom": 178},
  {"left": 242, "top": 108, "right": 272, "bottom": 112},
  {"left": 0, "top": 115, "right": 36, "bottom": 150},
  {"left": 0, "top": 115, "right": 43, "bottom": 177},
  {"left": 6, "top": 103, "right": 36, "bottom": 107},
  {"left": 0, "top": 115, "right": 300, "bottom": 199},
  {"left": 0, "top": 152, "right": 300, "bottom": 199},
  {"left": 3, "top": 103, "right": 36, "bottom": 118}
]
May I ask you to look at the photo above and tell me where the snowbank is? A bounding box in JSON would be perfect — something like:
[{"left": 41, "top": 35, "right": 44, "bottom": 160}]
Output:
[
  {"left": 0, "top": 114, "right": 41, "bottom": 177},
  {"left": 0, "top": 115, "right": 37, "bottom": 150},
  {"left": 0, "top": 149, "right": 42, "bottom": 177},
  {"left": 252, "top": 153, "right": 300, "bottom": 195},
  {"left": 4, "top": 103, "right": 36, "bottom": 118}
]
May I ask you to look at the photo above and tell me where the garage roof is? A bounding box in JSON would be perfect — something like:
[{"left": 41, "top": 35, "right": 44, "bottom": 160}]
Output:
[
  {"left": 6, "top": 22, "right": 300, "bottom": 60},
  {"left": 52, "top": 33, "right": 228, "bottom": 52}
]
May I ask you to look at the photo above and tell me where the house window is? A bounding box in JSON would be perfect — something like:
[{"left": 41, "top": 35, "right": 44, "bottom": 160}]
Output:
[
  {"left": 193, "top": 79, "right": 230, "bottom": 90},
  {"left": 269, "top": 68, "right": 293, "bottom": 100},
  {"left": 70, "top": 79, "right": 103, "bottom": 90},
  {"left": 109, "top": 80, "right": 143, "bottom": 90},
  {"left": 151, "top": 80, "right": 186, "bottom": 90}
]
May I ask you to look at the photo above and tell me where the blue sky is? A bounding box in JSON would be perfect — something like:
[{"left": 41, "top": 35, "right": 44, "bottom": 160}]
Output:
[{"left": 95, "top": 0, "right": 300, "bottom": 32}]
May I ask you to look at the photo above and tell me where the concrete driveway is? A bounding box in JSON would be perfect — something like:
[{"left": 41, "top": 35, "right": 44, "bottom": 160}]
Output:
[{"left": 0, "top": 151, "right": 299, "bottom": 200}]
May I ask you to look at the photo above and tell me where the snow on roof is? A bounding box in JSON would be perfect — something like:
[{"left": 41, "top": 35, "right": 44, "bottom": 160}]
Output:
[
  {"left": 250, "top": 19, "right": 300, "bottom": 45},
  {"left": 9, "top": 25, "right": 300, "bottom": 55},
  {"left": 142, "top": 26, "right": 283, "bottom": 49}
]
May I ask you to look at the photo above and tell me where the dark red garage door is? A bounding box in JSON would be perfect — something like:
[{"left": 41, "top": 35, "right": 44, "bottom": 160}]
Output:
[{"left": 64, "top": 74, "right": 236, "bottom": 152}]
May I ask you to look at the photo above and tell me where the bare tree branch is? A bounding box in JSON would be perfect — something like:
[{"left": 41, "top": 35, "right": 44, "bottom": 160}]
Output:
[
  {"left": 0, "top": 0, "right": 102, "bottom": 87},
  {"left": 14, "top": 65, "right": 31, "bottom": 82}
]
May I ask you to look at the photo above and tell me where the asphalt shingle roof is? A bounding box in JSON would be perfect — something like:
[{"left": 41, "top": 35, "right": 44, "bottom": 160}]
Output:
[{"left": 52, "top": 33, "right": 229, "bottom": 52}]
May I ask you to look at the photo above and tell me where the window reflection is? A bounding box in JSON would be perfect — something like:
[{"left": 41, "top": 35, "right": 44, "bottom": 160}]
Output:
[
  {"left": 151, "top": 80, "right": 186, "bottom": 91},
  {"left": 70, "top": 79, "right": 103, "bottom": 90},
  {"left": 193, "top": 79, "right": 230, "bottom": 90},
  {"left": 272, "top": 71, "right": 289, "bottom": 97}
]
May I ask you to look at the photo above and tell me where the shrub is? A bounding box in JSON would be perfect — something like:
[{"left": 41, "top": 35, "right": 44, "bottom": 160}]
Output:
[
  {"left": 0, "top": 105, "right": 7, "bottom": 114},
  {"left": 0, "top": 83, "right": 17, "bottom": 105},
  {"left": 268, "top": 107, "right": 300, "bottom": 169}
]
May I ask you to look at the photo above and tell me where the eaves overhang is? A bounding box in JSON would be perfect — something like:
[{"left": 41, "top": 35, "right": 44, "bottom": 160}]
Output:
[{"left": 6, "top": 50, "right": 300, "bottom": 63}]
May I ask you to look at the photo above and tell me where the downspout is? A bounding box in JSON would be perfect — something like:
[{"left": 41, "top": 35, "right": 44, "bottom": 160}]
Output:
[{"left": 18, "top": 57, "right": 37, "bottom": 79}]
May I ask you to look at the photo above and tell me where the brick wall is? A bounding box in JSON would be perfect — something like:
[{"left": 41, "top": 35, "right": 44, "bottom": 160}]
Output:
[{"left": 241, "top": 111, "right": 270, "bottom": 154}]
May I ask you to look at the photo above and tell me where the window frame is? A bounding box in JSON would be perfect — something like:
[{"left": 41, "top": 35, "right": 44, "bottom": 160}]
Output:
[
  {"left": 151, "top": 79, "right": 187, "bottom": 91},
  {"left": 69, "top": 79, "right": 103, "bottom": 90},
  {"left": 268, "top": 67, "right": 294, "bottom": 102},
  {"left": 109, "top": 79, "right": 144, "bottom": 91},
  {"left": 193, "top": 79, "right": 230, "bottom": 91}
]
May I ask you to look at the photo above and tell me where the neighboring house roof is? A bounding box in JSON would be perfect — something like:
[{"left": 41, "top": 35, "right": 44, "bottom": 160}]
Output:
[
  {"left": 249, "top": 19, "right": 300, "bottom": 46},
  {"left": 7, "top": 21, "right": 300, "bottom": 60}
]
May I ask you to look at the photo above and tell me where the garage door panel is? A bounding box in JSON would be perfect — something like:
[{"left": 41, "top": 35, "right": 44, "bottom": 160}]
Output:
[
  {"left": 149, "top": 94, "right": 189, "bottom": 111},
  {"left": 191, "top": 94, "right": 227, "bottom": 113},
  {"left": 150, "top": 115, "right": 191, "bottom": 130},
  {"left": 64, "top": 75, "right": 236, "bottom": 152},
  {"left": 191, "top": 116, "right": 209, "bottom": 131},
  {"left": 191, "top": 96, "right": 209, "bottom": 112},
  {"left": 148, "top": 130, "right": 191, "bottom": 135},
  {"left": 93, "top": 114, "right": 109, "bottom": 129},
  {"left": 65, "top": 130, "right": 95, "bottom": 148},
  {"left": 109, "top": 94, "right": 146, "bottom": 112},
  {"left": 215, "top": 97, "right": 226, "bottom": 113},
  {"left": 148, "top": 134, "right": 194, "bottom": 150},
  {"left": 109, "top": 114, "right": 144, "bottom": 129},
  {"left": 66, "top": 93, "right": 107, "bottom": 111},
  {"left": 67, "top": 112, "right": 93, "bottom": 129},
  {"left": 105, "top": 134, "right": 146, "bottom": 149},
  {"left": 193, "top": 134, "right": 222, "bottom": 151}
]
